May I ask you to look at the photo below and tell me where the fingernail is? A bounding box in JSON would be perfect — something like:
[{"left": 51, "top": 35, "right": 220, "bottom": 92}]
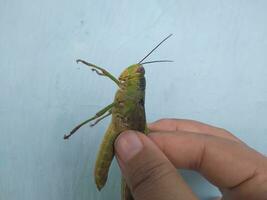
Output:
[{"left": 115, "top": 131, "right": 143, "bottom": 162}]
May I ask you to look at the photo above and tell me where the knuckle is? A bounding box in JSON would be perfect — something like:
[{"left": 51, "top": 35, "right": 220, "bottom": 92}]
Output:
[
  {"left": 128, "top": 159, "right": 174, "bottom": 194},
  {"left": 259, "top": 168, "right": 267, "bottom": 183}
]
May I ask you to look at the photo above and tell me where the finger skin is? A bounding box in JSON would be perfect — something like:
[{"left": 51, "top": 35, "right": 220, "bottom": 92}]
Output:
[
  {"left": 148, "top": 118, "right": 240, "bottom": 142},
  {"left": 115, "top": 131, "right": 198, "bottom": 200},
  {"left": 148, "top": 131, "right": 267, "bottom": 199}
]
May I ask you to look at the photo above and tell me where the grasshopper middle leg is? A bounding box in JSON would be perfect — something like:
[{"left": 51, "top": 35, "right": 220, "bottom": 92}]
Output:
[{"left": 64, "top": 103, "right": 114, "bottom": 139}]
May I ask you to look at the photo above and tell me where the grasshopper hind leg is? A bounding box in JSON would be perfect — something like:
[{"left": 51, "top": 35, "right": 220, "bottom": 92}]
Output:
[{"left": 94, "top": 124, "right": 119, "bottom": 190}]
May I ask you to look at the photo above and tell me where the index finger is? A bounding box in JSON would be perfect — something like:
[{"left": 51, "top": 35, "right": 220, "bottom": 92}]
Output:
[
  {"left": 148, "top": 118, "right": 240, "bottom": 142},
  {"left": 148, "top": 131, "right": 267, "bottom": 190}
]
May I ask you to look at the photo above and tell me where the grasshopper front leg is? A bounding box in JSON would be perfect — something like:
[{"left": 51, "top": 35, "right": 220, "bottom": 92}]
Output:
[
  {"left": 76, "top": 59, "right": 120, "bottom": 86},
  {"left": 64, "top": 103, "right": 114, "bottom": 139}
]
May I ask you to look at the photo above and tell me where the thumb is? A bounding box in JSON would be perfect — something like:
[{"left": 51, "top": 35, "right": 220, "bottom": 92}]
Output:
[{"left": 115, "top": 130, "right": 198, "bottom": 200}]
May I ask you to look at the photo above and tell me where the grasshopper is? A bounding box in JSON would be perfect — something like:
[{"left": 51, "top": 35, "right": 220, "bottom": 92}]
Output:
[{"left": 64, "top": 34, "right": 173, "bottom": 200}]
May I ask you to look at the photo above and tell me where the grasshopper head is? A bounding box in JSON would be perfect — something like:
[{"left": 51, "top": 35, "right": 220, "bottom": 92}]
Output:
[
  {"left": 118, "top": 34, "right": 173, "bottom": 89},
  {"left": 118, "top": 64, "right": 145, "bottom": 82},
  {"left": 118, "top": 64, "right": 145, "bottom": 90}
]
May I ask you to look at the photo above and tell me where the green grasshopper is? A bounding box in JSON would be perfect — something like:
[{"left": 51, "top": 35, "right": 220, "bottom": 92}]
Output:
[{"left": 64, "top": 34, "right": 173, "bottom": 200}]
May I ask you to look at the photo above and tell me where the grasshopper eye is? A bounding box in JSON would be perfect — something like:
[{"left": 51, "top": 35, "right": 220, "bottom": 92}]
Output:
[{"left": 136, "top": 66, "right": 145, "bottom": 74}]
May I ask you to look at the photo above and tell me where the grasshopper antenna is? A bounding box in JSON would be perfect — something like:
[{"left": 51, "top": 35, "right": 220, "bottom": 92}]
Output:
[
  {"left": 141, "top": 60, "right": 173, "bottom": 65},
  {"left": 138, "top": 34, "right": 173, "bottom": 64}
]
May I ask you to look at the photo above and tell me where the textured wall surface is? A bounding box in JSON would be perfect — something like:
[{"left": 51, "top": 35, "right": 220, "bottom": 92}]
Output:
[{"left": 1, "top": 0, "right": 267, "bottom": 199}]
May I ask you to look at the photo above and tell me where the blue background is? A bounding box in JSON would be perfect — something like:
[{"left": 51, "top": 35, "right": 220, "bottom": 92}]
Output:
[{"left": 1, "top": 0, "right": 267, "bottom": 199}]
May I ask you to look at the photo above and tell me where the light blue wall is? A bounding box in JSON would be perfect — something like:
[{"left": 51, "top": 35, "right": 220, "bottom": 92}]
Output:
[{"left": 1, "top": 0, "right": 266, "bottom": 199}]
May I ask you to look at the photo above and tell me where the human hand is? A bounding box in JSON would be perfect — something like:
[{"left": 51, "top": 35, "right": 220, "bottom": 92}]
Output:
[{"left": 114, "top": 119, "right": 267, "bottom": 200}]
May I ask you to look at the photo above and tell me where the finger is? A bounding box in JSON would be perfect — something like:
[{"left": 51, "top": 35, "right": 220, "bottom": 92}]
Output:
[
  {"left": 148, "top": 118, "right": 240, "bottom": 142},
  {"left": 148, "top": 131, "right": 266, "bottom": 189},
  {"left": 115, "top": 131, "right": 198, "bottom": 200}
]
